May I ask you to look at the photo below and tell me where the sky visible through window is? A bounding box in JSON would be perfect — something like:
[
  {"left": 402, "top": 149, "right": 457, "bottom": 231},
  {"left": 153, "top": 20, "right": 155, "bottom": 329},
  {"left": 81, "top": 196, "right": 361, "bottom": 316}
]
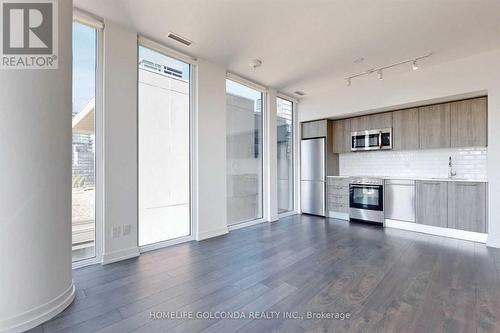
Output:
[{"left": 72, "top": 22, "right": 96, "bottom": 115}]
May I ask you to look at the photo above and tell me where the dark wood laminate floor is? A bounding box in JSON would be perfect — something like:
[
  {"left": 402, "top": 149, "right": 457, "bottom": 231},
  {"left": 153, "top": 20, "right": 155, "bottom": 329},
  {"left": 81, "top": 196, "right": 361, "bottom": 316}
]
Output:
[{"left": 28, "top": 215, "right": 500, "bottom": 333}]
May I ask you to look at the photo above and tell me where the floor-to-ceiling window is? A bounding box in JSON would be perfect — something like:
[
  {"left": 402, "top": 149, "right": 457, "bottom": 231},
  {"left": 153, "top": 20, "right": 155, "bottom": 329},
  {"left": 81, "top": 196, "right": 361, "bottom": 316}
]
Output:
[
  {"left": 226, "top": 79, "right": 264, "bottom": 225},
  {"left": 138, "top": 44, "right": 191, "bottom": 246},
  {"left": 277, "top": 97, "right": 294, "bottom": 214},
  {"left": 72, "top": 21, "right": 98, "bottom": 262}
]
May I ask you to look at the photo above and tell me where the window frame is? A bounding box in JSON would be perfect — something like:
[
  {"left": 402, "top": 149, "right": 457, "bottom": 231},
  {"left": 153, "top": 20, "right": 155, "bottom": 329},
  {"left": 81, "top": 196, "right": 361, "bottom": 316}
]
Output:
[
  {"left": 137, "top": 36, "right": 198, "bottom": 253},
  {"left": 225, "top": 74, "right": 268, "bottom": 229},
  {"left": 72, "top": 11, "right": 104, "bottom": 269},
  {"left": 276, "top": 95, "right": 296, "bottom": 217}
]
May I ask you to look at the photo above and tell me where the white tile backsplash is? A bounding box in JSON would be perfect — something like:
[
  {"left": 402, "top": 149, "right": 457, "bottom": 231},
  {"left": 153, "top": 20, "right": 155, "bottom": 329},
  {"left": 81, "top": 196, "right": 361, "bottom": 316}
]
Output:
[{"left": 339, "top": 147, "right": 487, "bottom": 180}]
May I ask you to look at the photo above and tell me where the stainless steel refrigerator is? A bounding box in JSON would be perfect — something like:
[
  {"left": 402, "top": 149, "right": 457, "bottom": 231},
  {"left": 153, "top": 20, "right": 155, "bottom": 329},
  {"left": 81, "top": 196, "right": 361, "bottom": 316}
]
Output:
[{"left": 300, "top": 138, "right": 326, "bottom": 216}]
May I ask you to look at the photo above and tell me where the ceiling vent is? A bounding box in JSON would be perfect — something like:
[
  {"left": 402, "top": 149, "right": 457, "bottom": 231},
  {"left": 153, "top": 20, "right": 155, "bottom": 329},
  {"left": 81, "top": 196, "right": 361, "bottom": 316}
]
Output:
[
  {"left": 167, "top": 32, "right": 192, "bottom": 46},
  {"left": 294, "top": 91, "right": 305, "bottom": 96}
]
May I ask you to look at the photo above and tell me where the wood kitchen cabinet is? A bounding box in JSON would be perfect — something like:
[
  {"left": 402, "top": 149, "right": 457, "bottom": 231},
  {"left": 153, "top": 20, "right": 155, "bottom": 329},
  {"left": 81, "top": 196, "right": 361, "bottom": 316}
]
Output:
[
  {"left": 419, "top": 103, "right": 451, "bottom": 149},
  {"left": 327, "top": 177, "right": 349, "bottom": 217},
  {"left": 392, "top": 108, "right": 419, "bottom": 150},
  {"left": 332, "top": 119, "right": 351, "bottom": 153},
  {"left": 350, "top": 112, "right": 393, "bottom": 131},
  {"left": 302, "top": 120, "right": 327, "bottom": 139},
  {"left": 450, "top": 97, "right": 487, "bottom": 148},
  {"left": 447, "top": 182, "right": 487, "bottom": 233},
  {"left": 416, "top": 181, "right": 448, "bottom": 228}
]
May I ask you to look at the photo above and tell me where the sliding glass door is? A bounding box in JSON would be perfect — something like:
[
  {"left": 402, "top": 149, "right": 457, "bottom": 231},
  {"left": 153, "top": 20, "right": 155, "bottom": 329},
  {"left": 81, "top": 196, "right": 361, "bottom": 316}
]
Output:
[
  {"left": 72, "top": 21, "right": 98, "bottom": 262},
  {"left": 138, "top": 45, "right": 191, "bottom": 246},
  {"left": 277, "top": 97, "right": 294, "bottom": 214},
  {"left": 226, "top": 79, "right": 264, "bottom": 225}
]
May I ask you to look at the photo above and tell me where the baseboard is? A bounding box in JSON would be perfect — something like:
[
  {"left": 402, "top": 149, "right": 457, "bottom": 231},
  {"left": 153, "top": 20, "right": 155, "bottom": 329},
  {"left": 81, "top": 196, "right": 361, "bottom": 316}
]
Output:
[
  {"left": 228, "top": 219, "right": 266, "bottom": 232},
  {"left": 486, "top": 237, "right": 500, "bottom": 249},
  {"left": 196, "top": 227, "right": 229, "bottom": 241},
  {"left": 101, "top": 247, "right": 140, "bottom": 265},
  {"left": 385, "top": 219, "right": 488, "bottom": 243},
  {"left": 267, "top": 215, "right": 279, "bottom": 222},
  {"left": 0, "top": 282, "right": 75, "bottom": 333}
]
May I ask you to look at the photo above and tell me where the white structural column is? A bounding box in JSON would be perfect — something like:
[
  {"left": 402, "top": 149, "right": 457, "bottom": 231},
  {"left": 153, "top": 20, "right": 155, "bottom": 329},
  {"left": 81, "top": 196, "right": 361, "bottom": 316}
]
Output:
[
  {"left": 195, "top": 59, "right": 229, "bottom": 239},
  {"left": 101, "top": 21, "right": 140, "bottom": 264},
  {"left": 265, "top": 89, "right": 279, "bottom": 222},
  {"left": 0, "top": 1, "right": 75, "bottom": 332}
]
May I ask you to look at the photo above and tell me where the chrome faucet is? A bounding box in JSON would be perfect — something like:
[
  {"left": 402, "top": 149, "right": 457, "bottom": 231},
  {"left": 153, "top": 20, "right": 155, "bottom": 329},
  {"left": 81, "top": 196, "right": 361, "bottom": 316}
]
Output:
[{"left": 448, "top": 156, "right": 457, "bottom": 178}]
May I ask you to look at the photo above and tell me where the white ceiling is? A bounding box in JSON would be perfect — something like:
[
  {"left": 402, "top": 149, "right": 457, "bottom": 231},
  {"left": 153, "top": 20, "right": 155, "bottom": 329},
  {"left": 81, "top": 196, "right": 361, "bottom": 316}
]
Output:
[{"left": 75, "top": 0, "right": 500, "bottom": 97}]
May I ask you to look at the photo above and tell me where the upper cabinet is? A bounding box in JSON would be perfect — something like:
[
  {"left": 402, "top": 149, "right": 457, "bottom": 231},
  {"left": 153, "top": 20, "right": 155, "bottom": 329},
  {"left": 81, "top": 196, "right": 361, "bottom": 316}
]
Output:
[
  {"left": 419, "top": 103, "right": 451, "bottom": 149},
  {"left": 450, "top": 97, "right": 487, "bottom": 148},
  {"left": 302, "top": 120, "right": 327, "bottom": 139},
  {"left": 350, "top": 112, "right": 393, "bottom": 131},
  {"left": 308, "top": 96, "right": 487, "bottom": 153},
  {"left": 332, "top": 119, "right": 351, "bottom": 154},
  {"left": 393, "top": 108, "right": 419, "bottom": 151}
]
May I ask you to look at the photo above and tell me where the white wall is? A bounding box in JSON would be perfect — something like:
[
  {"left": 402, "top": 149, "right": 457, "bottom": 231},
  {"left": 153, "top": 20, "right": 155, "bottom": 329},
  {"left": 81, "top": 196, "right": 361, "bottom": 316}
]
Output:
[
  {"left": 101, "top": 21, "right": 140, "bottom": 263},
  {"left": 196, "top": 59, "right": 229, "bottom": 239},
  {"left": 299, "top": 48, "right": 500, "bottom": 247},
  {"left": 0, "top": 1, "right": 75, "bottom": 331}
]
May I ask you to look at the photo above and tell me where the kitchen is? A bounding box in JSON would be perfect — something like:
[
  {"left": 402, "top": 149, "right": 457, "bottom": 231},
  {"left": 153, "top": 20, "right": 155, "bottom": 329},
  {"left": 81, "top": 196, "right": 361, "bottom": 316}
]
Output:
[{"left": 301, "top": 96, "right": 488, "bottom": 243}]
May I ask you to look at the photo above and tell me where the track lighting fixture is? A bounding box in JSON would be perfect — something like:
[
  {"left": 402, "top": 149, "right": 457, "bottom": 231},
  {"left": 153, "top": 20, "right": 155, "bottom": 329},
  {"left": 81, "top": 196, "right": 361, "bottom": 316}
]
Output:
[{"left": 344, "top": 53, "right": 431, "bottom": 87}]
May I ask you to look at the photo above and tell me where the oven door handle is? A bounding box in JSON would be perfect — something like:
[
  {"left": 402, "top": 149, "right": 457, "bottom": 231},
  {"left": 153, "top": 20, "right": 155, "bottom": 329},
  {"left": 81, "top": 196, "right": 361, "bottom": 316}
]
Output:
[
  {"left": 350, "top": 185, "right": 381, "bottom": 189},
  {"left": 378, "top": 131, "right": 382, "bottom": 149}
]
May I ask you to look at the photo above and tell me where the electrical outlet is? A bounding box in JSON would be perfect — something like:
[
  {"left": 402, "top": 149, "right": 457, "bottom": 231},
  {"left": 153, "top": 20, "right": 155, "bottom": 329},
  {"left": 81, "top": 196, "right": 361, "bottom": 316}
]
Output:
[
  {"left": 112, "top": 226, "right": 121, "bottom": 239},
  {"left": 122, "top": 224, "right": 131, "bottom": 236}
]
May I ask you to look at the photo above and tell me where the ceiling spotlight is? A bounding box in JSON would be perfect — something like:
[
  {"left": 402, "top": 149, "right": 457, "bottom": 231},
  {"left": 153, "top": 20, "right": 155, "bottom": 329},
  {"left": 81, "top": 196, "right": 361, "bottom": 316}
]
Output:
[
  {"left": 346, "top": 78, "right": 351, "bottom": 86},
  {"left": 412, "top": 60, "right": 419, "bottom": 70},
  {"left": 377, "top": 70, "right": 383, "bottom": 80},
  {"left": 250, "top": 59, "right": 262, "bottom": 69}
]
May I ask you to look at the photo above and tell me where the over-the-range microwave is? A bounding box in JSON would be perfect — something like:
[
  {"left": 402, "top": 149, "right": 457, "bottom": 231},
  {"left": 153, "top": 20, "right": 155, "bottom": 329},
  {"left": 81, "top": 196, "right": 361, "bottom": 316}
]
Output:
[{"left": 351, "top": 128, "right": 392, "bottom": 151}]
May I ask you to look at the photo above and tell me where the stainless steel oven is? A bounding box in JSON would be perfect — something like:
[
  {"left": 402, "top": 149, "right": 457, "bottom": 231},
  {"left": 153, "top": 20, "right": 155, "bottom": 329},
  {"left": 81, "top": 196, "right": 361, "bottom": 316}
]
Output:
[
  {"left": 349, "top": 177, "right": 384, "bottom": 224},
  {"left": 351, "top": 128, "right": 392, "bottom": 151}
]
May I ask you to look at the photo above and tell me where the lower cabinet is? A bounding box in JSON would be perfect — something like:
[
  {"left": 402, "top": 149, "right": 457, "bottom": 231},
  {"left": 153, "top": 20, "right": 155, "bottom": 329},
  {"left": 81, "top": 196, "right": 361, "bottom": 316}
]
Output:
[
  {"left": 448, "top": 182, "right": 487, "bottom": 233},
  {"left": 327, "top": 178, "right": 349, "bottom": 218},
  {"left": 416, "top": 180, "right": 487, "bottom": 233},
  {"left": 416, "top": 181, "right": 448, "bottom": 228}
]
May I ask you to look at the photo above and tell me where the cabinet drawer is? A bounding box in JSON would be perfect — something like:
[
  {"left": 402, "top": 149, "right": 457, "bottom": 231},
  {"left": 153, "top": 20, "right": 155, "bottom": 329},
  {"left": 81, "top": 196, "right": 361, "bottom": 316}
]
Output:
[
  {"left": 327, "top": 178, "right": 349, "bottom": 186},
  {"left": 327, "top": 184, "right": 348, "bottom": 192},
  {"left": 328, "top": 194, "right": 348, "bottom": 205},
  {"left": 328, "top": 202, "right": 348, "bottom": 213}
]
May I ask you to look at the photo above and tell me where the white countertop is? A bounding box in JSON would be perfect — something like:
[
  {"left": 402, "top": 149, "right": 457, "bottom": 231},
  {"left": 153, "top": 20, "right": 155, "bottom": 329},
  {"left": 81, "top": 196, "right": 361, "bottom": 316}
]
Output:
[{"left": 326, "top": 175, "right": 487, "bottom": 183}]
